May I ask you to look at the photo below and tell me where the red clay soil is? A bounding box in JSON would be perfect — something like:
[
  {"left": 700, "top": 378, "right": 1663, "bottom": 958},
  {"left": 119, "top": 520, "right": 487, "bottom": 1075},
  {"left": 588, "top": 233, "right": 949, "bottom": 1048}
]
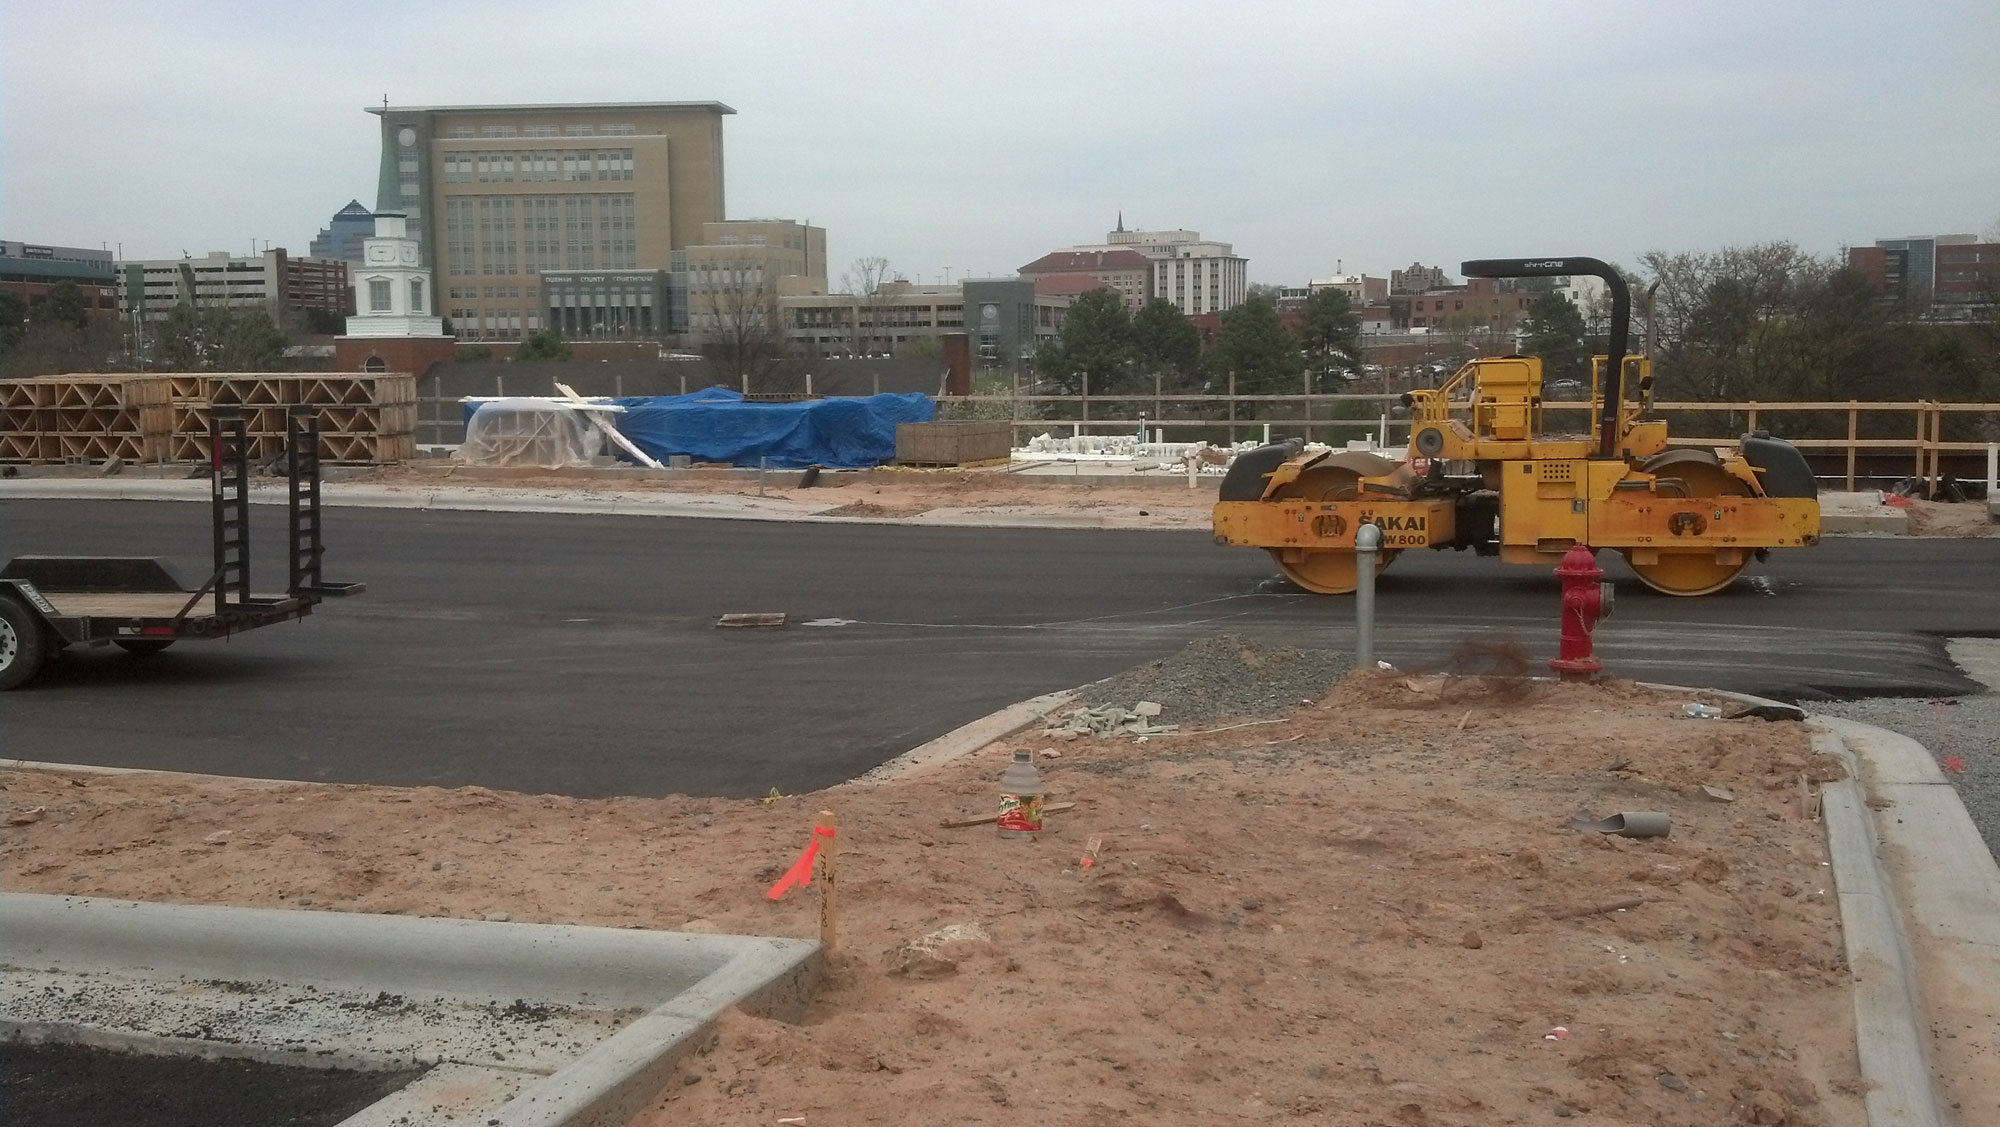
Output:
[{"left": 3, "top": 675, "right": 1861, "bottom": 1126}]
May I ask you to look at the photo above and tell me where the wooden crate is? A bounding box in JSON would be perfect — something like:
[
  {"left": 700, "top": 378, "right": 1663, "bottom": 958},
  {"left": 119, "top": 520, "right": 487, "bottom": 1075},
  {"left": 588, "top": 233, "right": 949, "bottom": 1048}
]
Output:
[{"left": 894, "top": 421, "right": 1012, "bottom": 466}]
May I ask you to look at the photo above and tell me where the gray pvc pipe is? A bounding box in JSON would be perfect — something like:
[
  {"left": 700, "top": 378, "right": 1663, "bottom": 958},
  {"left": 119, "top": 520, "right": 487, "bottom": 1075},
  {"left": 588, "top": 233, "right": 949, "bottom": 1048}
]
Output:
[{"left": 1355, "top": 523, "right": 1380, "bottom": 669}]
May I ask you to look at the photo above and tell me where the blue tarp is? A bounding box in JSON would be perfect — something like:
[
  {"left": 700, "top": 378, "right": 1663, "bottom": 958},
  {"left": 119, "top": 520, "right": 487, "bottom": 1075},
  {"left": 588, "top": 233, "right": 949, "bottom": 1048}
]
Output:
[{"left": 608, "top": 387, "right": 935, "bottom": 469}]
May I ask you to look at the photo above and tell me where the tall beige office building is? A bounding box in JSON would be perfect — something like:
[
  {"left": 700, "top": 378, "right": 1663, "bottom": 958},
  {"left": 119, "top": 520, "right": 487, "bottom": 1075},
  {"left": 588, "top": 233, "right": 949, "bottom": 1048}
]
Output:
[{"left": 367, "top": 101, "right": 733, "bottom": 341}]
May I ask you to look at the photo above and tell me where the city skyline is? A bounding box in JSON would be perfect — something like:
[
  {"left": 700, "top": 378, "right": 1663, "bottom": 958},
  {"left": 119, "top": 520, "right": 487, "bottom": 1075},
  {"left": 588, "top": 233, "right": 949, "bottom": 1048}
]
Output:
[{"left": 4, "top": 1, "right": 1996, "bottom": 285}]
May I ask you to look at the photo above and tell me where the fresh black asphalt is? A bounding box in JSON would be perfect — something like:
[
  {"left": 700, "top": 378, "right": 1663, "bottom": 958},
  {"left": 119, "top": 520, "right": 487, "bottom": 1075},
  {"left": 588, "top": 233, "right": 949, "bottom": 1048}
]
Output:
[{"left": 4, "top": 499, "right": 1996, "bottom": 798}]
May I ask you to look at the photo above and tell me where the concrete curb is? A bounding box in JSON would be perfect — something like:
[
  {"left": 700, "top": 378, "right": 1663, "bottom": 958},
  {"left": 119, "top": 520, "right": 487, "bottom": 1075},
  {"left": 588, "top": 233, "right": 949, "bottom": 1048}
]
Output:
[
  {"left": 2, "top": 478, "right": 1937, "bottom": 536},
  {"left": 855, "top": 688, "right": 1077, "bottom": 783},
  {"left": 1, "top": 893, "right": 820, "bottom": 1127},
  {"left": 0, "top": 758, "right": 305, "bottom": 786},
  {"left": 0, "top": 479, "right": 1188, "bottom": 531},
  {"left": 1643, "top": 682, "right": 1953, "bottom": 1127}
]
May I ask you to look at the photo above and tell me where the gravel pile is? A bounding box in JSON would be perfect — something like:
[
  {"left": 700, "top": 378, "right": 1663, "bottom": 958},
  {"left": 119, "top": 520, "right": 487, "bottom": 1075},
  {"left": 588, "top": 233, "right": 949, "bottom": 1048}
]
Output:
[
  {"left": 1810, "top": 692, "right": 2000, "bottom": 859},
  {"left": 1079, "top": 633, "right": 1354, "bottom": 729}
]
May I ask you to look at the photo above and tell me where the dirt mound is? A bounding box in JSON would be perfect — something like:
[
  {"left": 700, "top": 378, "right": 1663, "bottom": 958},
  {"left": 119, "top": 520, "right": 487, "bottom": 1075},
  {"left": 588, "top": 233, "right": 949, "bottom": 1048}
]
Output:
[
  {"left": 1079, "top": 632, "right": 1353, "bottom": 726},
  {"left": 1903, "top": 499, "right": 1996, "bottom": 537}
]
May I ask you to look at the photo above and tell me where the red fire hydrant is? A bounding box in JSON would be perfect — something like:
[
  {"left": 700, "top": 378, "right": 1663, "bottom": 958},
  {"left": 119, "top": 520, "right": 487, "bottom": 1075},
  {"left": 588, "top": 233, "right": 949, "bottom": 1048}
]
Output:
[{"left": 1549, "top": 544, "right": 1613, "bottom": 681}]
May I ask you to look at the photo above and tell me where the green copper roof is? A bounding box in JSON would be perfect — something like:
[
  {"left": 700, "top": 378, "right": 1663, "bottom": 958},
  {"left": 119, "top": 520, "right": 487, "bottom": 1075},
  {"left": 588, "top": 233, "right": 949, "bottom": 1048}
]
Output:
[{"left": 375, "top": 121, "right": 401, "bottom": 216}]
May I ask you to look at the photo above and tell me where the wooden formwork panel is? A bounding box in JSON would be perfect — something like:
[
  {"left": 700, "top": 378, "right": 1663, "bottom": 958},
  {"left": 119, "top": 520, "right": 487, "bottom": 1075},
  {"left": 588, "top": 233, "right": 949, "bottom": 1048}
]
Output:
[{"left": 895, "top": 421, "right": 1013, "bottom": 465}]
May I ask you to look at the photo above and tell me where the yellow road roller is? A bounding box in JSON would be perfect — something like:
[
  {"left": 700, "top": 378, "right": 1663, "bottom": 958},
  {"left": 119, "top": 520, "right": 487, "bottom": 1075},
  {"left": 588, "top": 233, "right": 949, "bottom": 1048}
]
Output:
[{"left": 1212, "top": 257, "right": 1820, "bottom": 596}]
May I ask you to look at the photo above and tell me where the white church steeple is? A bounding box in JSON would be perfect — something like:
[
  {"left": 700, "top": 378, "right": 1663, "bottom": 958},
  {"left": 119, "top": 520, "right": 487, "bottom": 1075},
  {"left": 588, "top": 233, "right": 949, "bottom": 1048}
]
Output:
[{"left": 345, "top": 212, "right": 444, "bottom": 338}]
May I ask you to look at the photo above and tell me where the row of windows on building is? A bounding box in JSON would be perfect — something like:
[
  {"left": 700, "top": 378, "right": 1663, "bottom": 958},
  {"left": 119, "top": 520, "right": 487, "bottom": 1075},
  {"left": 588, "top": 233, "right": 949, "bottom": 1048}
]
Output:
[
  {"left": 443, "top": 124, "right": 637, "bottom": 139},
  {"left": 442, "top": 194, "right": 638, "bottom": 276},
  {"left": 440, "top": 149, "right": 634, "bottom": 184}
]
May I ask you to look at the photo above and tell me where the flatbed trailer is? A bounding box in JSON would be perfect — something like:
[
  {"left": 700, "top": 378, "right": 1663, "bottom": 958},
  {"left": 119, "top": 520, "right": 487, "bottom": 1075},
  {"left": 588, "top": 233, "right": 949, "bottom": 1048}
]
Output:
[{"left": 0, "top": 407, "right": 362, "bottom": 690}]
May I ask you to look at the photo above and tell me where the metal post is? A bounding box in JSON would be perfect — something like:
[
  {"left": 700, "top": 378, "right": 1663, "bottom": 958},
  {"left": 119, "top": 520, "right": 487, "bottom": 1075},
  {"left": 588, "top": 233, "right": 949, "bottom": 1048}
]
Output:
[
  {"left": 1355, "top": 524, "right": 1381, "bottom": 670},
  {"left": 759, "top": 456, "right": 767, "bottom": 497},
  {"left": 1987, "top": 442, "right": 1997, "bottom": 500}
]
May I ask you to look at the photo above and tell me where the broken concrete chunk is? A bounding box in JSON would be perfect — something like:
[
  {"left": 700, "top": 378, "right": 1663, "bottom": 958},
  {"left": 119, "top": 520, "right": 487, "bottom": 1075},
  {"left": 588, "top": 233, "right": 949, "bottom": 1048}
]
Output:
[
  {"left": 886, "top": 922, "right": 992, "bottom": 979},
  {"left": 1042, "top": 701, "right": 1180, "bottom": 741}
]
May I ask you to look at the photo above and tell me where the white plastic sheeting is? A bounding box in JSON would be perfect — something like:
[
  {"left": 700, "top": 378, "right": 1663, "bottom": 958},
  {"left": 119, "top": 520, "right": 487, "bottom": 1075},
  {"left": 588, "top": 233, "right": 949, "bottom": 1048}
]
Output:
[{"left": 458, "top": 399, "right": 606, "bottom": 469}]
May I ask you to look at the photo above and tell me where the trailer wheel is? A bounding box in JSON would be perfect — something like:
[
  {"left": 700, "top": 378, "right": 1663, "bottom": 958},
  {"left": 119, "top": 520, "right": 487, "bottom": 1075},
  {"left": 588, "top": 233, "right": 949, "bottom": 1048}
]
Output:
[
  {"left": 0, "top": 595, "right": 48, "bottom": 691},
  {"left": 114, "top": 639, "right": 175, "bottom": 656}
]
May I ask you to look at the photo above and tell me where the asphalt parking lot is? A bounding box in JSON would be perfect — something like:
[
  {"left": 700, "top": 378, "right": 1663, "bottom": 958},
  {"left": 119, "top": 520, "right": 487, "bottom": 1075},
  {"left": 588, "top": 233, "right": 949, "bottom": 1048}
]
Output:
[{"left": 4, "top": 500, "right": 1994, "bottom": 797}]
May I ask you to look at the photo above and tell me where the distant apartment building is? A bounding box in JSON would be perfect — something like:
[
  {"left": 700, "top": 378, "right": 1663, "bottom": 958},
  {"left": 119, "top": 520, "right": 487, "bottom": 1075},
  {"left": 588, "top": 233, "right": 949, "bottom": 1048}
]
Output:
[
  {"left": 366, "top": 101, "right": 733, "bottom": 341},
  {"left": 1309, "top": 274, "right": 1388, "bottom": 305},
  {"left": 310, "top": 200, "right": 375, "bottom": 265},
  {"left": 0, "top": 240, "right": 120, "bottom": 318},
  {"left": 1401, "top": 278, "right": 1533, "bottom": 331},
  {"left": 781, "top": 277, "right": 1065, "bottom": 364},
  {"left": 1933, "top": 241, "right": 2000, "bottom": 306},
  {"left": 1016, "top": 248, "right": 1153, "bottom": 310},
  {"left": 679, "top": 218, "right": 827, "bottom": 338},
  {"left": 1848, "top": 234, "right": 1990, "bottom": 309},
  {"left": 1026, "top": 221, "right": 1249, "bottom": 316},
  {"left": 121, "top": 249, "right": 350, "bottom": 323},
  {"left": 1105, "top": 225, "right": 1247, "bottom": 315},
  {"left": 1390, "top": 262, "right": 1449, "bottom": 295}
]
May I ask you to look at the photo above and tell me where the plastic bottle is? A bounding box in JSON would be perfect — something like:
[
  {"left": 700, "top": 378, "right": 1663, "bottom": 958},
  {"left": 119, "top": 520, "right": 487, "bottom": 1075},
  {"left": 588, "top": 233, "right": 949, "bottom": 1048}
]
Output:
[
  {"left": 996, "top": 750, "right": 1044, "bottom": 837},
  {"left": 1681, "top": 703, "right": 1723, "bottom": 719}
]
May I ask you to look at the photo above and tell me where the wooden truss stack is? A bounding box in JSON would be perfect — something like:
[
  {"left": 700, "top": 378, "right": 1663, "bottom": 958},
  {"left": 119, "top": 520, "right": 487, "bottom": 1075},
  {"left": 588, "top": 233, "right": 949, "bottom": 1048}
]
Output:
[
  {"left": 164, "top": 373, "right": 417, "bottom": 463},
  {"left": 0, "top": 375, "right": 172, "bottom": 464},
  {"left": 1, "top": 372, "right": 416, "bottom": 465}
]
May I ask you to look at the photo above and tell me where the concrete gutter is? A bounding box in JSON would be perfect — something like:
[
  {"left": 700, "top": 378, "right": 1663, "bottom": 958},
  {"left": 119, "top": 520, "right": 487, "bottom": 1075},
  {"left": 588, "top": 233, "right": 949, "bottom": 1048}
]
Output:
[
  {"left": 1645, "top": 682, "right": 1985, "bottom": 1127},
  {"left": 1, "top": 893, "right": 819, "bottom": 1127},
  {"left": 857, "top": 688, "right": 1076, "bottom": 783}
]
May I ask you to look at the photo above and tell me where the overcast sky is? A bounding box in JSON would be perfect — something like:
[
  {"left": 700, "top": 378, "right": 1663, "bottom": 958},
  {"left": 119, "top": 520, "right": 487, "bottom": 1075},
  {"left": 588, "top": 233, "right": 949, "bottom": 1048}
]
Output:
[{"left": 5, "top": 1, "right": 1995, "bottom": 286}]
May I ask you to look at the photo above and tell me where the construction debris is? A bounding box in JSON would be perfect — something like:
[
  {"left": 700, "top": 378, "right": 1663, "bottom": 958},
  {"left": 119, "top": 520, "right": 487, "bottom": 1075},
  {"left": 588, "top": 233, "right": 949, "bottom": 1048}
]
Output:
[
  {"left": 717, "top": 613, "right": 786, "bottom": 628},
  {"left": 1044, "top": 702, "right": 1179, "bottom": 739},
  {"left": 940, "top": 802, "right": 1075, "bottom": 829}
]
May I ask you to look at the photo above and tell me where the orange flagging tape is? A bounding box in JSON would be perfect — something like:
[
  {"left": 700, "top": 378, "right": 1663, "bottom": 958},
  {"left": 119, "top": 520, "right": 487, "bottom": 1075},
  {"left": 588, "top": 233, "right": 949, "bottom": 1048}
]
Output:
[{"left": 766, "top": 825, "right": 836, "bottom": 900}]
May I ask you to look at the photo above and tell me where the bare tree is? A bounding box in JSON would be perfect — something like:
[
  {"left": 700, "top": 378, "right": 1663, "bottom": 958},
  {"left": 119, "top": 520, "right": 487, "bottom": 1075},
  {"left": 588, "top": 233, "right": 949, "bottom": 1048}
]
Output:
[
  {"left": 696, "top": 261, "right": 791, "bottom": 393},
  {"left": 840, "top": 256, "right": 894, "bottom": 357}
]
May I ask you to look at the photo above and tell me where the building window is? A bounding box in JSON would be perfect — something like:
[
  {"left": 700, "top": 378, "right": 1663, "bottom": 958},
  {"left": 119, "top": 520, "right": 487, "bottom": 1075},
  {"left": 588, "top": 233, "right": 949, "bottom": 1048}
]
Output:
[
  {"left": 367, "top": 279, "right": 391, "bottom": 312},
  {"left": 564, "top": 196, "right": 595, "bottom": 268},
  {"left": 478, "top": 197, "right": 518, "bottom": 275},
  {"left": 594, "top": 149, "right": 633, "bottom": 181},
  {"left": 443, "top": 153, "right": 473, "bottom": 182},
  {"left": 410, "top": 279, "right": 424, "bottom": 311},
  {"left": 364, "top": 355, "right": 387, "bottom": 372}
]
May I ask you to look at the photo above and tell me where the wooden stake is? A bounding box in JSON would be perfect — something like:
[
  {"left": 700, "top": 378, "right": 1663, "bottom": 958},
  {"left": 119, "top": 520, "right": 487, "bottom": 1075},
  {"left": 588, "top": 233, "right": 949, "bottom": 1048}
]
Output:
[
  {"left": 1547, "top": 896, "right": 1646, "bottom": 920},
  {"left": 815, "top": 809, "right": 837, "bottom": 950}
]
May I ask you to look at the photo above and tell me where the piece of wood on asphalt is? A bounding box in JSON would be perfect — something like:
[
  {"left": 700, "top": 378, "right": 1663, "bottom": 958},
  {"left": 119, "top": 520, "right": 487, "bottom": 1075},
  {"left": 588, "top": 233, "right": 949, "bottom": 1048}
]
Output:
[
  {"left": 716, "top": 613, "right": 786, "bottom": 628},
  {"left": 940, "top": 802, "right": 1076, "bottom": 829}
]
